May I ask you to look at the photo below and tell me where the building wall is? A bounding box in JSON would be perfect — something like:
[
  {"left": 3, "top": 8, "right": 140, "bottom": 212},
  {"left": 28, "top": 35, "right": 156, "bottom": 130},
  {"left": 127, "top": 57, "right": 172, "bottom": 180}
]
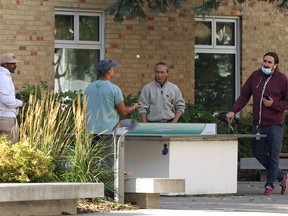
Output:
[
  {"left": 0, "top": 0, "right": 288, "bottom": 110},
  {"left": 106, "top": 7, "right": 195, "bottom": 103},
  {"left": 212, "top": 0, "right": 288, "bottom": 114},
  {"left": 0, "top": 0, "right": 55, "bottom": 91}
]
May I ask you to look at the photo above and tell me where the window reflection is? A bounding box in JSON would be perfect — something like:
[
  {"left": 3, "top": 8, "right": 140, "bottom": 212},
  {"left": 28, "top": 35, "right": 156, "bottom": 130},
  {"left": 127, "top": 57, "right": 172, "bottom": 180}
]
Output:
[
  {"left": 195, "top": 53, "right": 235, "bottom": 111},
  {"left": 195, "top": 21, "right": 212, "bottom": 45},
  {"left": 55, "top": 15, "right": 74, "bottom": 40},
  {"left": 79, "top": 16, "right": 100, "bottom": 41},
  {"left": 54, "top": 48, "right": 100, "bottom": 92},
  {"left": 216, "top": 22, "right": 235, "bottom": 46}
]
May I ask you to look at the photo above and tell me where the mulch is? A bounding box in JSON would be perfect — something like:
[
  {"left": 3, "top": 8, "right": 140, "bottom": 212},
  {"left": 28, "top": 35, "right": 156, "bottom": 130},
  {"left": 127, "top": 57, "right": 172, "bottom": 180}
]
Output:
[
  {"left": 77, "top": 199, "right": 139, "bottom": 214},
  {"left": 238, "top": 169, "right": 260, "bottom": 181}
]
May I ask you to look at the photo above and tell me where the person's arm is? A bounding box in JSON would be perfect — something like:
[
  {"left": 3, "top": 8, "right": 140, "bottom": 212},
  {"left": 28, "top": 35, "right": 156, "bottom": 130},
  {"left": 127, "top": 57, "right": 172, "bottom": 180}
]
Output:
[
  {"left": 269, "top": 73, "right": 288, "bottom": 111},
  {"left": 230, "top": 72, "right": 255, "bottom": 114},
  {"left": 226, "top": 112, "right": 235, "bottom": 124},
  {"left": 116, "top": 101, "right": 139, "bottom": 116},
  {"left": 171, "top": 111, "right": 182, "bottom": 123},
  {"left": 138, "top": 86, "right": 150, "bottom": 116},
  {"left": 0, "top": 75, "right": 23, "bottom": 108},
  {"left": 141, "top": 114, "right": 148, "bottom": 123},
  {"left": 173, "top": 86, "right": 185, "bottom": 122}
]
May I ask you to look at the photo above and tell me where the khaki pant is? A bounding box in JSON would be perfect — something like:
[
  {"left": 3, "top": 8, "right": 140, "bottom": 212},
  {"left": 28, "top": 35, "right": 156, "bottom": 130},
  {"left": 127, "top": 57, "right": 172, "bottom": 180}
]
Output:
[{"left": 0, "top": 117, "right": 19, "bottom": 144}]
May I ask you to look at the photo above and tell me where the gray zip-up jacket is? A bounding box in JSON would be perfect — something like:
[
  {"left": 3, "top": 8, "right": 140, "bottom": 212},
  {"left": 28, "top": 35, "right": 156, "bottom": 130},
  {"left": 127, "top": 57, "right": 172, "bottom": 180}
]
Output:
[{"left": 138, "top": 79, "right": 185, "bottom": 122}]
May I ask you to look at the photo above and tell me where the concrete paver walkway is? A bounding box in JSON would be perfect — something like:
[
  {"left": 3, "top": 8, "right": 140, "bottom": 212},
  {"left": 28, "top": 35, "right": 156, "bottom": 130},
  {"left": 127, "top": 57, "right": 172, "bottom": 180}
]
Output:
[{"left": 78, "top": 182, "right": 288, "bottom": 216}]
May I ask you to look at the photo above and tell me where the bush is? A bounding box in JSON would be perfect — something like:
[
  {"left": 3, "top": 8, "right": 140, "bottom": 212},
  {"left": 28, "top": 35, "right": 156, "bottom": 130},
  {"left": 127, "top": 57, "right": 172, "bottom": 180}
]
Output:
[
  {"left": 16, "top": 83, "right": 288, "bottom": 185},
  {"left": 0, "top": 136, "right": 54, "bottom": 182},
  {"left": 122, "top": 94, "right": 288, "bottom": 158}
]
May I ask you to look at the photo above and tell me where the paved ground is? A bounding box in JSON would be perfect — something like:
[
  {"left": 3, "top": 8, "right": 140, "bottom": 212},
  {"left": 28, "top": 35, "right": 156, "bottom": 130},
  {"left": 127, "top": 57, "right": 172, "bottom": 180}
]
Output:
[{"left": 78, "top": 181, "right": 288, "bottom": 216}]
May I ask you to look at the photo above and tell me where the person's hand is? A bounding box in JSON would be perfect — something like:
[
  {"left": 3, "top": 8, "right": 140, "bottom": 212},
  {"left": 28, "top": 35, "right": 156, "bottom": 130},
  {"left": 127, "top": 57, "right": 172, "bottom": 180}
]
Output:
[
  {"left": 132, "top": 103, "right": 139, "bottom": 110},
  {"left": 15, "top": 93, "right": 24, "bottom": 108},
  {"left": 263, "top": 97, "right": 273, "bottom": 107},
  {"left": 226, "top": 112, "right": 235, "bottom": 124}
]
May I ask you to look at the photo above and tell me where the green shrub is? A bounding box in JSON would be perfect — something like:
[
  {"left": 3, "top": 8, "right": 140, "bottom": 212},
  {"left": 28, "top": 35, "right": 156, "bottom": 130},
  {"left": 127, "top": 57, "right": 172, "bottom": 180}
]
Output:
[
  {"left": 0, "top": 136, "right": 54, "bottom": 182},
  {"left": 17, "top": 83, "right": 288, "bottom": 186},
  {"left": 121, "top": 93, "right": 141, "bottom": 121}
]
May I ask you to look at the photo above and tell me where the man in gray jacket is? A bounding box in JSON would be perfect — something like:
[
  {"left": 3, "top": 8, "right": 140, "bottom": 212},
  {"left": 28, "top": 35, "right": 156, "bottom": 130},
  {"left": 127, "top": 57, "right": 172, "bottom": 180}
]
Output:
[
  {"left": 0, "top": 52, "right": 23, "bottom": 143},
  {"left": 138, "top": 61, "right": 185, "bottom": 123}
]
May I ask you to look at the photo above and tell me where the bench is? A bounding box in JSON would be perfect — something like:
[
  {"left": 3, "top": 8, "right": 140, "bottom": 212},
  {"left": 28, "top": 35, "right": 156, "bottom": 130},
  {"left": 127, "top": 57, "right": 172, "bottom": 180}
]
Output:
[
  {"left": 124, "top": 178, "right": 185, "bottom": 209},
  {"left": 240, "top": 157, "right": 288, "bottom": 181},
  {"left": 0, "top": 182, "right": 104, "bottom": 216}
]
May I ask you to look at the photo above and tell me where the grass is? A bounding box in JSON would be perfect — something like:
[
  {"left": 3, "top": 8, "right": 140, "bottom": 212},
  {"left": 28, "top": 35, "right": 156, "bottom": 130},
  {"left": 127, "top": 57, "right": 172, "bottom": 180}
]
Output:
[{"left": 18, "top": 90, "right": 114, "bottom": 187}]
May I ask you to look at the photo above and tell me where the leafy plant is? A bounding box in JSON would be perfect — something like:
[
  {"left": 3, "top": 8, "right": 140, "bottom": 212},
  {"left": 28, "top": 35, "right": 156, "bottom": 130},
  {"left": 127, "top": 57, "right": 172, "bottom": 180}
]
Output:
[
  {"left": 107, "top": 0, "right": 186, "bottom": 22},
  {"left": 20, "top": 81, "right": 49, "bottom": 102},
  {"left": 121, "top": 93, "right": 141, "bottom": 121},
  {"left": 107, "top": 0, "right": 288, "bottom": 22},
  {"left": 0, "top": 136, "right": 54, "bottom": 182}
]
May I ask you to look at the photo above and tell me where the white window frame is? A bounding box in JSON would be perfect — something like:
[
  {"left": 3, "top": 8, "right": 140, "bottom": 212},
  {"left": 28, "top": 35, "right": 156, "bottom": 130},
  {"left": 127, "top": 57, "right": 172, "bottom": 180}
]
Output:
[
  {"left": 55, "top": 9, "right": 105, "bottom": 57},
  {"left": 54, "top": 9, "right": 105, "bottom": 92},
  {"left": 195, "top": 16, "right": 241, "bottom": 99}
]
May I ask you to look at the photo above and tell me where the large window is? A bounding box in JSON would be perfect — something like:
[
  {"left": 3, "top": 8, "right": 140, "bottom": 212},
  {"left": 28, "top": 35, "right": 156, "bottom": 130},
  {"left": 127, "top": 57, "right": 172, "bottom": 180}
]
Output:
[
  {"left": 54, "top": 10, "right": 104, "bottom": 92},
  {"left": 195, "top": 17, "right": 239, "bottom": 111}
]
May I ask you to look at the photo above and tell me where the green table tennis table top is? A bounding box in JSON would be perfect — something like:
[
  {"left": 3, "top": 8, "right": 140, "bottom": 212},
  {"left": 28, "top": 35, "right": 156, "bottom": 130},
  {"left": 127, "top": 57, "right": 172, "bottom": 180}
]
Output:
[
  {"left": 126, "top": 123, "right": 216, "bottom": 136},
  {"left": 124, "top": 123, "right": 264, "bottom": 139}
]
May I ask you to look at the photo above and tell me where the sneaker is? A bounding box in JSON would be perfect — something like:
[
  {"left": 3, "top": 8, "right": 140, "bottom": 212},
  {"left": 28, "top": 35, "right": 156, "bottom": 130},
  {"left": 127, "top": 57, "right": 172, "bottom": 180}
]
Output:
[
  {"left": 264, "top": 186, "right": 274, "bottom": 195},
  {"left": 280, "top": 171, "right": 288, "bottom": 195}
]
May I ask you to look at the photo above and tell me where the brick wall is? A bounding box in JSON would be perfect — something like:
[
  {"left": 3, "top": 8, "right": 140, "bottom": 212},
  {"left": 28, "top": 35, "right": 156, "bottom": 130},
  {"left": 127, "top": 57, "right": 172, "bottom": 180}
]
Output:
[
  {"left": 0, "top": 0, "right": 55, "bottom": 91},
  {"left": 105, "top": 6, "right": 195, "bottom": 103},
  {"left": 0, "top": 0, "right": 288, "bottom": 110}
]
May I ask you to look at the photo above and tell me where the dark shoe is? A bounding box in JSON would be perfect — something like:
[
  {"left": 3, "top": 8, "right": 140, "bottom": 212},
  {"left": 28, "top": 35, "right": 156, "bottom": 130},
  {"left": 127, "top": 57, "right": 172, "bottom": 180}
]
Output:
[
  {"left": 280, "top": 172, "right": 288, "bottom": 195},
  {"left": 264, "top": 186, "right": 274, "bottom": 195}
]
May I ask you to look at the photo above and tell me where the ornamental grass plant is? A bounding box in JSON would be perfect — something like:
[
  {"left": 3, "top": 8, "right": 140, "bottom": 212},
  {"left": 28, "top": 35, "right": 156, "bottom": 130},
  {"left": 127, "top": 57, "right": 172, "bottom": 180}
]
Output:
[
  {"left": 19, "top": 90, "right": 73, "bottom": 161},
  {"left": 18, "top": 89, "right": 113, "bottom": 187}
]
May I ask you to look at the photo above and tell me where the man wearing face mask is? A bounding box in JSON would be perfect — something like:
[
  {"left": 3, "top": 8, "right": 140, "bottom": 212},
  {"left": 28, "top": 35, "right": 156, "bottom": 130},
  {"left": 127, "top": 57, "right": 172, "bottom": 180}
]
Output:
[
  {"left": 226, "top": 52, "right": 288, "bottom": 195},
  {"left": 0, "top": 52, "right": 23, "bottom": 144}
]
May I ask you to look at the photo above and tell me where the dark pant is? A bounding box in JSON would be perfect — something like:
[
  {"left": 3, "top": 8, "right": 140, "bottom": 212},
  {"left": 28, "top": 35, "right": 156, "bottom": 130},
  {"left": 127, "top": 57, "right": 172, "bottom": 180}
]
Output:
[
  {"left": 91, "top": 134, "right": 113, "bottom": 146},
  {"left": 91, "top": 134, "right": 114, "bottom": 169},
  {"left": 252, "top": 124, "right": 285, "bottom": 188}
]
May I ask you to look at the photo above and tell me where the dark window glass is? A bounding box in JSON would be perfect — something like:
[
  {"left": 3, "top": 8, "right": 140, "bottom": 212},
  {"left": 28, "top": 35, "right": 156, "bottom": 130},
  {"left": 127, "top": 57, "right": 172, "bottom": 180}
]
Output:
[
  {"left": 195, "top": 53, "right": 235, "bottom": 111},
  {"left": 55, "top": 15, "right": 74, "bottom": 40},
  {"left": 79, "top": 16, "right": 100, "bottom": 41}
]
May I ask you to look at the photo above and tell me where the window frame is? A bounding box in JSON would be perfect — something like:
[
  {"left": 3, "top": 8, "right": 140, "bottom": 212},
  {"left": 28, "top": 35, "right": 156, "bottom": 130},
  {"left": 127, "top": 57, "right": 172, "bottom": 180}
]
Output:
[
  {"left": 195, "top": 16, "right": 241, "bottom": 101},
  {"left": 54, "top": 9, "right": 105, "bottom": 92},
  {"left": 55, "top": 10, "right": 104, "bottom": 46}
]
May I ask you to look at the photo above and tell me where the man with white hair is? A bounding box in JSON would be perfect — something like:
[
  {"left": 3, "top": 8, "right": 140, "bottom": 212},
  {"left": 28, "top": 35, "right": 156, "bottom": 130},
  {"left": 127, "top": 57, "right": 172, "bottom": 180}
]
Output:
[{"left": 0, "top": 52, "right": 23, "bottom": 143}]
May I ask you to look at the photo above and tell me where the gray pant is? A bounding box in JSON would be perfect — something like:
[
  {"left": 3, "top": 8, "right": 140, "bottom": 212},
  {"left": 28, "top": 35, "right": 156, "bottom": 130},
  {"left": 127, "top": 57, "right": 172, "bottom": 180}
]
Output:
[{"left": 0, "top": 117, "right": 19, "bottom": 144}]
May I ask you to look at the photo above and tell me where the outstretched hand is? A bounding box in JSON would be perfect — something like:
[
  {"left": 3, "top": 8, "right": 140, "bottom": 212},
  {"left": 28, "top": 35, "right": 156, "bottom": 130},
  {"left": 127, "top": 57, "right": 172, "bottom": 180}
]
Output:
[{"left": 226, "top": 112, "right": 235, "bottom": 124}]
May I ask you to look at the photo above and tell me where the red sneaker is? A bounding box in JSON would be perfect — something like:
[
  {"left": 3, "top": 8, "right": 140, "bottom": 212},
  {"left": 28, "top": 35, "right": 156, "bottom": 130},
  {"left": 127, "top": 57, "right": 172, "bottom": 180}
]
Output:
[
  {"left": 264, "top": 186, "right": 274, "bottom": 195},
  {"left": 280, "top": 172, "right": 288, "bottom": 195}
]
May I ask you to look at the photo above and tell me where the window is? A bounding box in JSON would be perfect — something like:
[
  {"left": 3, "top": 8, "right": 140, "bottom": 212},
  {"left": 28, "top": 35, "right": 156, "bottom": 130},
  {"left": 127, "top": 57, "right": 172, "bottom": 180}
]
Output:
[
  {"left": 195, "top": 17, "right": 239, "bottom": 111},
  {"left": 54, "top": 10, "right": 104, "bottom": 92}
]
